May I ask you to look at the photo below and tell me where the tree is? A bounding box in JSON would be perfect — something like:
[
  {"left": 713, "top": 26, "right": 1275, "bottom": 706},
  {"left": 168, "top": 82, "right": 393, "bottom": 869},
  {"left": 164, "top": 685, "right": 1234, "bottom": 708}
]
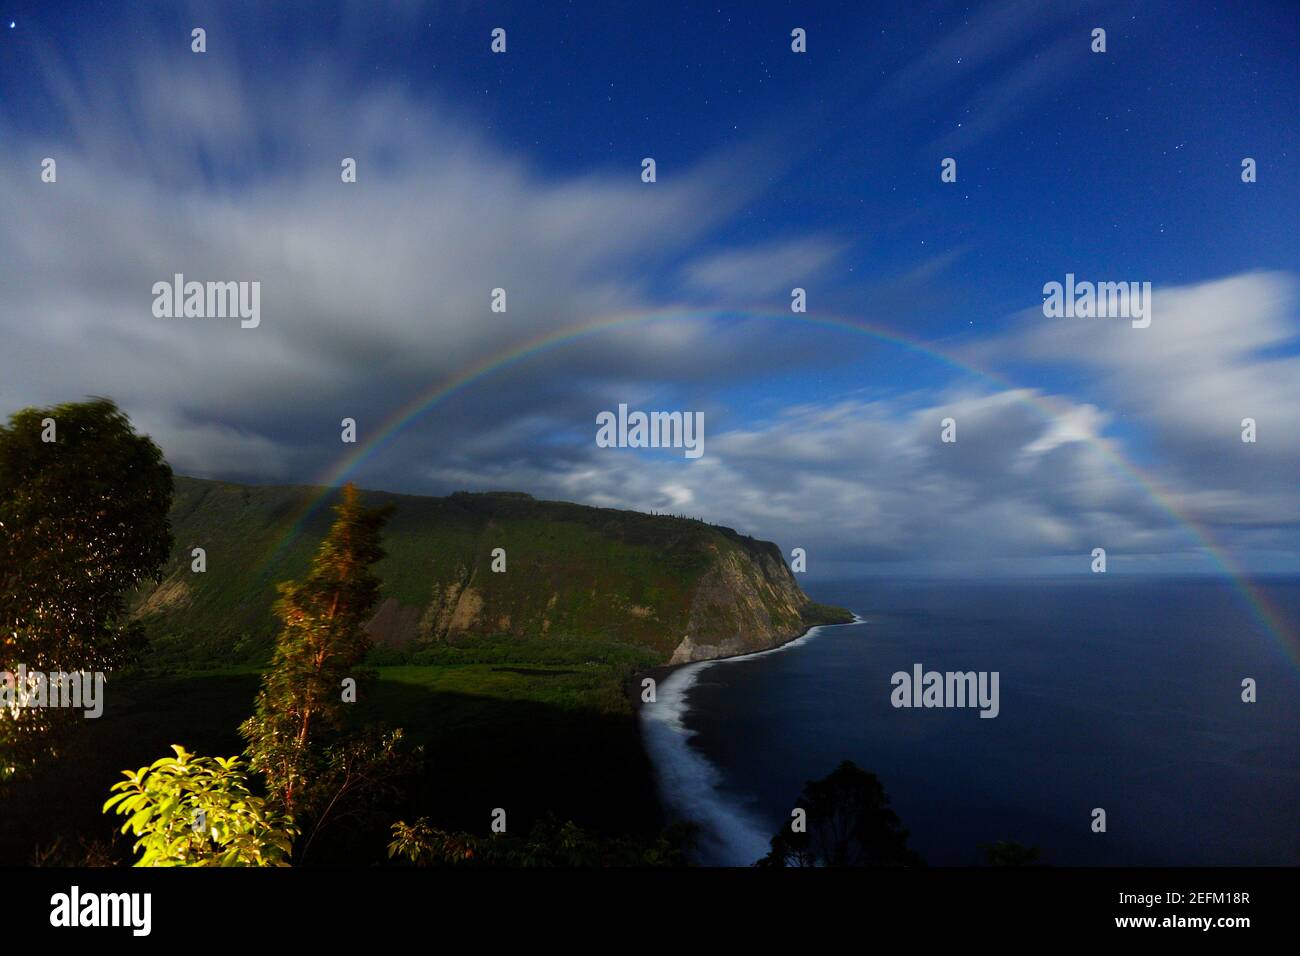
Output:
[
  {"left": 240, "top": 484, "right": 408, "bottom": 859},
  {"left": 0, "top": 399, "right": 173, "bottom": 780},
  {"left": 757, "top": 760, "right": 922, "bottom": 867},
  {"left": 103, "top": 745, "right": 296, "bottom": 866}
]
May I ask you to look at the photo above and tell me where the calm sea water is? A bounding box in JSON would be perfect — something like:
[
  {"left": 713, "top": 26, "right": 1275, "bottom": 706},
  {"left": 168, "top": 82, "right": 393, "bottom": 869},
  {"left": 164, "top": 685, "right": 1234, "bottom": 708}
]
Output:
[{"left": 639, "top": 578, "right": 1300, "bottom": 866}]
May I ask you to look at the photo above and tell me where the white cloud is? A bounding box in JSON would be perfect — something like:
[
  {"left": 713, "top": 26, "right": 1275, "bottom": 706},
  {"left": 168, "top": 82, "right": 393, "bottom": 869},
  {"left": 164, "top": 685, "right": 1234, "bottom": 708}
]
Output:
[
  {"left": 0, "top": 48, "right": 798, "bottom": 453},
  {"left": 419, "top": 387, "right": 1190, "bottom": 570},
  {"left": 3, "top": 28, "right": 1293, "bottom": 576},
  {"left": 971, "top": 272, "right": 1300, "bottom": 525}
]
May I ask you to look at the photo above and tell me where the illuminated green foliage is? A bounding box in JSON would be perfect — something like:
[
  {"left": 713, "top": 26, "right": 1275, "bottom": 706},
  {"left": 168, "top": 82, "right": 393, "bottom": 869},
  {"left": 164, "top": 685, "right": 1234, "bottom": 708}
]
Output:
[{"left": 104, "top": 745, "right": 295, "bottom": 867}]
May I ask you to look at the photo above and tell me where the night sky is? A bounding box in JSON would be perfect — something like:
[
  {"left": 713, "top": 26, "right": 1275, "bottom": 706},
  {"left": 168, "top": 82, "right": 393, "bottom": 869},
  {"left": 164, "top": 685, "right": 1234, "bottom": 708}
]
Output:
[{"left": 1, "top": 0, "right": 1297, "bottom": 576}]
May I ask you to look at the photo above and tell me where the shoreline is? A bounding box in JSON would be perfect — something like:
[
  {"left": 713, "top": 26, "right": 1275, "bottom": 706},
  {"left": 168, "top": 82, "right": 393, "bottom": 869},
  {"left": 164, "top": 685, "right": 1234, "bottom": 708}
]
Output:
[
  {"left": 629, "top": 613, "right": 864, "bottom": 859},
  {"left": 625, "top": 622, "right": 808, "bottom": 718},
  {"left": 627, "top": 613, "right": 862, "bottom": 717}
]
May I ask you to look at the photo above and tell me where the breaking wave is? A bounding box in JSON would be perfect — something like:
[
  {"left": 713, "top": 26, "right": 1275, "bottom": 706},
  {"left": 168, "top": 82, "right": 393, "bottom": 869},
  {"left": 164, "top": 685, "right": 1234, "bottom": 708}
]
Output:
[{"left": 638, "top": 617, "right": 863, "bottom": 866}]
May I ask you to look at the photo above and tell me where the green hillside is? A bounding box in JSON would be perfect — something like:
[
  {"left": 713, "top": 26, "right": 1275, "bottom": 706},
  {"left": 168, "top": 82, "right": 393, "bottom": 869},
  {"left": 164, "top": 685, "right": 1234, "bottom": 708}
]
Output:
[
  {"left": 4, "top": 477, "right": 852, "bottom": 864},
  {"left": 134, "top": 476, "right": 851, "bottom": 667}
]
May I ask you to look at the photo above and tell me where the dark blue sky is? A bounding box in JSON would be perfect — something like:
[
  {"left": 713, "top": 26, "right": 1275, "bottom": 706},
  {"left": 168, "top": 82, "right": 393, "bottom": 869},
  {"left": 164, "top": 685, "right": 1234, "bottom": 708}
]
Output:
[
  {"left": 1, "top": 1, "right": 1297, "bottom": 576},
  {"left": 8, "top": 2, "right": 1296, "bottom": 311}
]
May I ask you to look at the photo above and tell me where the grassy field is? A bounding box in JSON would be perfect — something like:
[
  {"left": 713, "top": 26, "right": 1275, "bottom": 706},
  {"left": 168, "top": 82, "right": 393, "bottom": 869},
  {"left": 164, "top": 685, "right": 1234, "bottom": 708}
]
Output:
[{"left": 0, "top": 639, "right": 663, "bottom": 866}]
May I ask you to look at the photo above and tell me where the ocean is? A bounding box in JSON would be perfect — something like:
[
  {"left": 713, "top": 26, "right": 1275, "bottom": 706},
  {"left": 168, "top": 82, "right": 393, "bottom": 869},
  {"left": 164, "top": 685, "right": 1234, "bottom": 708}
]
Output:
[{"left": 639, "top": 577, "right": 1300, "bottom": 866}]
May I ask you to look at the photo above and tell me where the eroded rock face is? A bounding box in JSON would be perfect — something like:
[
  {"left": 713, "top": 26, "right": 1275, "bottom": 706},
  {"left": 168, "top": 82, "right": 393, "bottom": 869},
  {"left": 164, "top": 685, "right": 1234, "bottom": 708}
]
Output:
[
  {"left": 418, "top": 564, "right": 477, "bottom": 641},
  {"left": 447, "top": 586, "right": 485, "bottom": 633},
  {"left": 671, "top": 541, "right": 808, "bottom": 662},
  {"left": 669, "top": 634, "right": 754, "bottom": 664},
  {"left": 134, "top": 578, "right": 192, "bottom": 617}
]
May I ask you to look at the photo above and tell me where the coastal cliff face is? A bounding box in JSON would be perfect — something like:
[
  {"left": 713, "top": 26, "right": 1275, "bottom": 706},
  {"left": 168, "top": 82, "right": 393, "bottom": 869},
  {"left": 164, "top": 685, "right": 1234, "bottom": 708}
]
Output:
[
  {"left": 413, "top": 527, "right": 811, "bottom": 663},
  {"left": 669, "top": 539, "right": 808, "bottom": 663},
  {"left": 133, "top": 477, "right": 844, "bottom": 666}
]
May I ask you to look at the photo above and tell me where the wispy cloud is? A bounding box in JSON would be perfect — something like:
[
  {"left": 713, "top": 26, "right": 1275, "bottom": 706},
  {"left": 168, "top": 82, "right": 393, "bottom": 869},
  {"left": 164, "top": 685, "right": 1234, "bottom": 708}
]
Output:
[
  {"left": 1, "top": 6, "right": 1294, "bottom": 575},
  {"left": 0, "top": 38, "right": 830, "bottom": 481},
  {"left": 681, "top": 238, "right": 845, "bottom": 299}
]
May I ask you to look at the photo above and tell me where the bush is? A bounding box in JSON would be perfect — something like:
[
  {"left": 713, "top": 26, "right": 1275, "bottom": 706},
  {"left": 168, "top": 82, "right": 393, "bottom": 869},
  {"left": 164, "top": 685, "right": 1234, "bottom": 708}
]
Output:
[{"left": 103, "top": 745, "right": 296, "bottom": 866}]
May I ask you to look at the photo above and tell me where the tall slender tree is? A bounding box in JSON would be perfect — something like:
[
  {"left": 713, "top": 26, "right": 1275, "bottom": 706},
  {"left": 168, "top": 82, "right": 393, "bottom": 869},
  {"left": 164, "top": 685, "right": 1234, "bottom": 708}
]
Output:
[{"left": 240, "top": 483, "right": 394, "bottom": 813}]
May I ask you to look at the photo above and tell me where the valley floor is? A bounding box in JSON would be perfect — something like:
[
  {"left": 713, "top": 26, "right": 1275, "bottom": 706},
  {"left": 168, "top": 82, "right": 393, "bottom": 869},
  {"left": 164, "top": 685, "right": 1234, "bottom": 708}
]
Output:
[{"left": 1, "top": 659, "right": 662, "bottom": 866}]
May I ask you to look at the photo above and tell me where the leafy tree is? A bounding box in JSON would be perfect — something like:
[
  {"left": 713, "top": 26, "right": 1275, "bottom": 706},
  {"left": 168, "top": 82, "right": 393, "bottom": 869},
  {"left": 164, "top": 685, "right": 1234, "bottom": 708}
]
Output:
[
  {"left": 757, "top": 760, "right": 923, "bottom": 867},
  {"left": 388, "top": 815, "right": 697, "bottom": 867},
  {"left": 0, "top": 399, "right": 173, "bottom": 780},
  {"left": 103, "top": 745, "right": 296, "bottom": 867}
]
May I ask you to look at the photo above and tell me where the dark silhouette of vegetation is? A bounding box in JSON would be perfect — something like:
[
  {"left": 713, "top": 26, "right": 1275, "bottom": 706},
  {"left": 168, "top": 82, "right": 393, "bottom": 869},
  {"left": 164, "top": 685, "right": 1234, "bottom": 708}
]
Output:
[
  {"left": 31, "top": 834, "right": 118, "bottom": 868},
  {"left": 1, "top": 398, "right": 173, "bottom": 781},
  {"left": 757, "top": 760, "right": 923, "bottom": 867},
  {"left": 388, "top": 815, "right": 697, "bottom": 867},
  {"left": 981, "top": 840, "right": 1046, "bottom": 866}
]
